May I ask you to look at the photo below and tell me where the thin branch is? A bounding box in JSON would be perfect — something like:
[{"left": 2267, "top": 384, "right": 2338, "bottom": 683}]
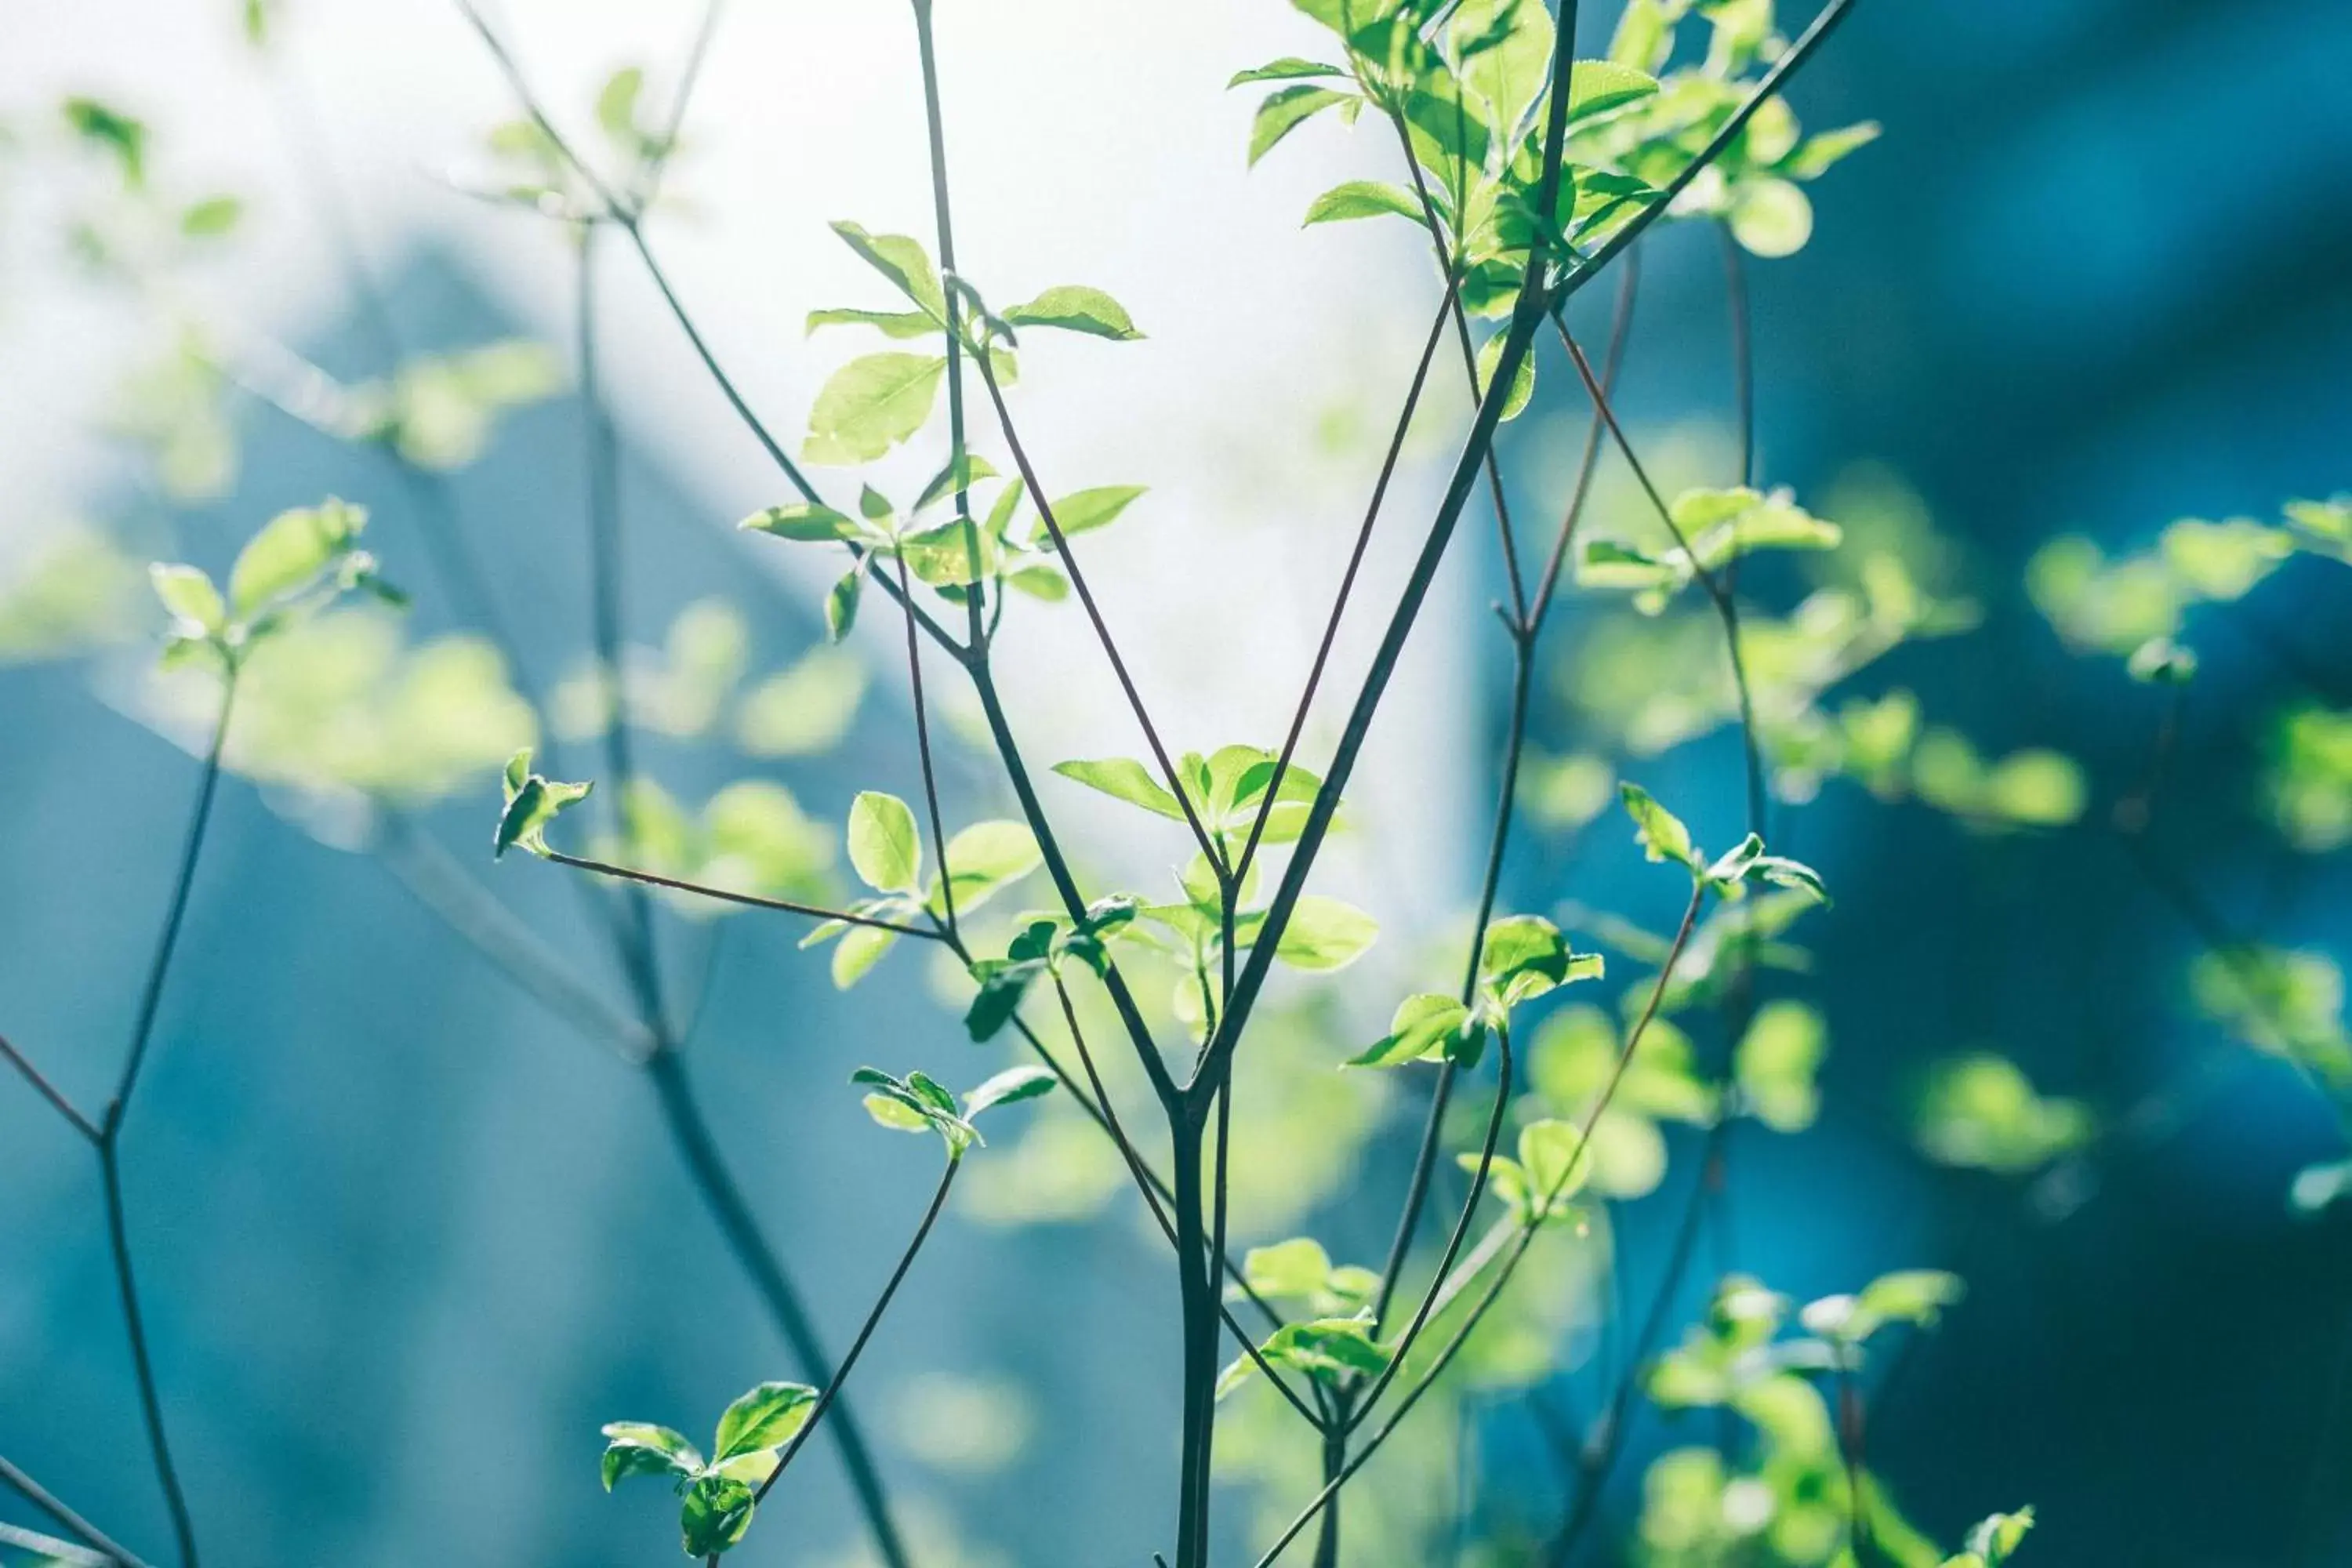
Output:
[
  {"left": 753, "top": 1153, "right": 962, "bottom": 1506},
  {"left": 0, "top": 1454, "right": 153, "bottom": 1568},
  {"left": 1198, "top": 0, "right": 1590, "bottom": 1097},
  {"left": 1261, "top": 883, "right": 1710, "bottom": 1565},
  {"left": 1546, "top": 0, "right": 1862, "bottom": 310},
  {"left": 0, "top": 1030, "right": 100, "bottom": 1143},
  {"left": 97, "top": 1145, "right": 197, "bottom": 1568},
  {"left": 1232, "top": 278, "right": 1461, "bottom": 889},
  {"left": 1041, "top": 975, "right": 1321, "bottom": 1425},
  {"left": 1526, "top": 249, "right": 1641, "bottom": 632},
  {"left": 577, "top": 224, "right": 673, "bottom": 1037},
  {"left": 973, "top": 364, "right": 1224, "bottom": 870},
  {"left": 895, "top": 547, "right": 961, "bottom": 939},
  {"left": 110, "top": 681, "right": 236, "bottom": 1130},
  {"left": 644, "top": 1050, "right": 914, "bottom": 1568},
  {"left": 1555, "top": 325, "right": 1768, "bottom": 832},
  {"left": 541, "top": 851, "right": 945, "bottom": 939},
  {"left": 1352, "top": 1022, "right": 1516, "bottom": 1426}
]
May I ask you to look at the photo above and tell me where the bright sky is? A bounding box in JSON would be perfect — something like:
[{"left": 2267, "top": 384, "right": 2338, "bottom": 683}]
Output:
[{"left": 3, "top": 0, "right": 1490, "bottom": 931}]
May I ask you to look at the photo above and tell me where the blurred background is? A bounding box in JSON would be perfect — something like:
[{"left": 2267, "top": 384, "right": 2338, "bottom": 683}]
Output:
[{"left": 3, "top": 2, "right": 2349, "bottom": 1566}]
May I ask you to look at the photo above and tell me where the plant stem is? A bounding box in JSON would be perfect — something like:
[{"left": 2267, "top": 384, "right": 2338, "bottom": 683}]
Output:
[
  {"left": 754, "top": 1153, "right": 963, "bottom": 1505},
  {"left": 0, "top": 1454, "right": 153, "bottom": 1568},
  {"left": 1171, "top": 1108, "right": 1218, "bottom": 1568},
  {"left": 648, "top": 1050, "right": 913, "bottom": 1568},
  {"left": 542, "top": 851, "right": 943, "bottom": 938},
  {"left": 0, "top": 1029, "right": 100, "bottom": 1142}
]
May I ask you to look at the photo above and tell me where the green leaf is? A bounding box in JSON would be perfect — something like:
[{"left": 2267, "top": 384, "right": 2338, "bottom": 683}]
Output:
[
  {"left": 805, "top": 307, "right": 942, "bottom": 339},
  {"left": 1733, "top": 999, "right": 1824, "bottom": 1133},
  {"left": 935, "top": 820, "right": 1042, "bottom": 914},
  {"left": 63, "top": 96, "right": 147, "bottom": 187},
  {"left": 827, "top": 222, "right": 946, "bottom": 318},
  {"left": 739, "top": 501, "right": 862, "bottom": 543},
  {"left": 1474, "top": 331, "right": 1535, "bottom": 421},
  {"left": 852, "top": 1066, "right": 979, "bottom": 1153},
  {"left": 595, "top": 67, "right": 644, "bottom": 143},
  {"left": 1240, "top": 1238, "right": 1334, "bottom": 1298},
  {"left": 1784, "top": 121, "right": 1882, "bottom": 180},
  {"left": 1051, "top": 757, "right": 1189, "bottom": 822},
  {"left": 829, "top": 923, "right": 898, "bottom": 988},
  {"left": 1273, "top": 895, "right": 1379, "bottom": 971},
  {"left": 963, "top": 956, "right": 1043, "bottom": 1041},
  {"left": 1565, "top": 59, "right": 1661, "bottom": 124},
  {"left": 600, "top": 1421, "right": 702, "bottom": 1491},
  {"left": 1229, "top": 57, "right": 1348, "bottom": 87},
  {"left": 494, "top": 749, "right": 593, "bottom": 859},
  {"left": 803, "top": 353, "right": 948, "bottom": 466},
  {"left": 1478, "top": 913, "right": 1599, "bottom": 1007},
  {"left": 1857, "top": 1269, "right": 1966, "bottom": 1327},
  {"left": 1957, "top": 1507, "right": 2034, "bottom": 1568},
  {"left": 1249, "top": 85, "right": 1350, "bottom": 167},
  {"left": 228, "top": 498, "right": 366, "bottom": 616},
  {"left": 1037, "top": 485, "right": 1147, "bottom": 543},
  {"left": 1620, "top": 782, "right": 1700, "bottom": 872},
  {"left": 713, "top": 1381, "right": 818, "bottom": 1462},
  {"left": 824, "top": 564, "right": 864, "bottom": 642},
  {"left": 678, "top": 1475, "right": 757, "bottom": 1558},
  {"left": 1349, "top": 993, "right": 1479, "bottom": 1069},
  {"left": 1002, "top": 285, "right": 1144, "bottom": 341},
  {"left": 150, "top": 563, "right": 225, "bottom": 636},
  {"left": 914, "top": 452, "right": 1000, "bottom": 513},
  {"left": 1517, "top": 1118, "right": 1592, "bottom": 1210},
  {"left": 847, "top": 790, "right": 922, "bottom": 894},
  {"left": 1303, "top": 180, "right": 1427, "bottom": 227},
  {"left": 180, "top": 194, "right": 243, "bottom": 238},
  {"left": 1218, "top": 1316, "right": 1391, "bottom": 1399},
  {"left": 964, "top": 1064, "right": 1058, "bottom": 1117}
]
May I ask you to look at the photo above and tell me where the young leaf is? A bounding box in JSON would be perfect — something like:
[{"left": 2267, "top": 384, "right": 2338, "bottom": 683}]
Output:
[
  {"left": 1228, "top": 57, "right": 1348, "bottom": 87},
  {"left": 935, "top": 820, "right": 1043, "bottom": 914},
  {"left": 713, "top": 1382, "right": 818, "bottom": 1462},
  {"left": 1620, "top": 782, "right": 1700, "bottom": 873},
  {"left": 1733, "top": 999, "right": 1824, "bottom": 1133},
  {"left": 740, "top": 502, "right": 862, "bottom": 543},
  {"left": 964, "top": 1064, "right": 1059, "bottom": 1117},
  {"left": 1037, "top": 485, "right": 1147, "bottom": 542},
  {"left": 963, "top": 956, "right": 1044, "bottom": 1041},
  {"left": 831, "top": 924, "right": 898, "bottom": 989},
  {"left": 1304, "top": 180, "right": 1425, "bottom": 226},
  {"left": 494, "top": 749, "right": 593, "bottom": 859},
  {"left": 1240, "top": 1238, "right": 1334, "bottom": 1298},
  {"left": 678, "top": 1475, "right": 757, "bottom": 1558},
  {"left": 600, "top": 1422, "right": 702, "bottom": 1491},
  {"left": 151, "top": 563, "right": 225, "bottom": 637},
  {"left": 1248, "top": 85, "right": 1350, "bottom": 166},
  {"left": 1272, "top": 896, "right": 1379, "bottom": 971},
  {"left": 803, "top": 353, "right": 948, "bottom": 466},
  {"left": 1051, "top": 757, "right": 1188, "bottom": 822},
  {"left": 1479, "top": 914, "right": 1599, "bottom": 1008},
  {"left": 847, "top": 790, "right": 922, "bottom": 894},
  {"left": 1348, "top": 993, "right": 1478, "bottom": 1069},
  {"left": 824, "top": 564, "right": 864, "bottom": 642},
  {"left": 805, "top": 307, "right": 942, "bottom": 339},
  {"left": 827, "top": 222, "right": 947, "bottom": 318},
  {"left": 1001, "top": 285, "right": 1144, "bottom": 341},
  {"left": 227, "top": 499, "right": 366, "bottom": 617}
]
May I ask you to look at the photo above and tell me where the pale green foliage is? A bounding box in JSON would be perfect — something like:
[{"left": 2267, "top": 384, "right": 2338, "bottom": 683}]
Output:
[
  {"left": 600, "top": 1381, "right": 819, "bottom": 1557},
  {"left": 1619, "top": 782, "right": 1828, "bottom": 902},
  {"left": 494, "top": 748, "right": 592, "bottom": 859},
  {"left": 853, "top": 1063, "right": 1056, "bottom": 1156},
  {"left": 1525, "top": 1003, "right": 1708, "bottom": 1198},
  {"left": 2190, "top": 946, "right": 2352, "bottom": 1097},
  {"left": 587, "top": 778, "right": 834, "bottom": 917},
  {"left": 1944, "top": 1507, "right": 2034, "bottom": 1568},
  {"left": 1915, "top": 1054, "right": 2092, "bottom": 1175},
  {"left": 1734, "top": 999, "right": 1825, "bottom": 1132},
  {"left": 2264, "top": 703, "right": 2352, "bottom": 852},
  {"left": 149, "top": 610, "right": 533, "bottom": 823},
  {"left": 2027, "top": 497, "right": 2348, "bottom": 681},
  {"left": 0, "top": 526, "right": 149, "bottom": 662},
  {"left": 1579, "top": 487, "right": 1842, "bottom": 614},
  {"left": 151, "top": 498, "right": 396, "bottom": 675},
  {"left": 804, "top": 800, "right": 1042, "bottom": 988},
  {"left": 1639, "top": 1269, "right": 1962, "bottom": 1567}
]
